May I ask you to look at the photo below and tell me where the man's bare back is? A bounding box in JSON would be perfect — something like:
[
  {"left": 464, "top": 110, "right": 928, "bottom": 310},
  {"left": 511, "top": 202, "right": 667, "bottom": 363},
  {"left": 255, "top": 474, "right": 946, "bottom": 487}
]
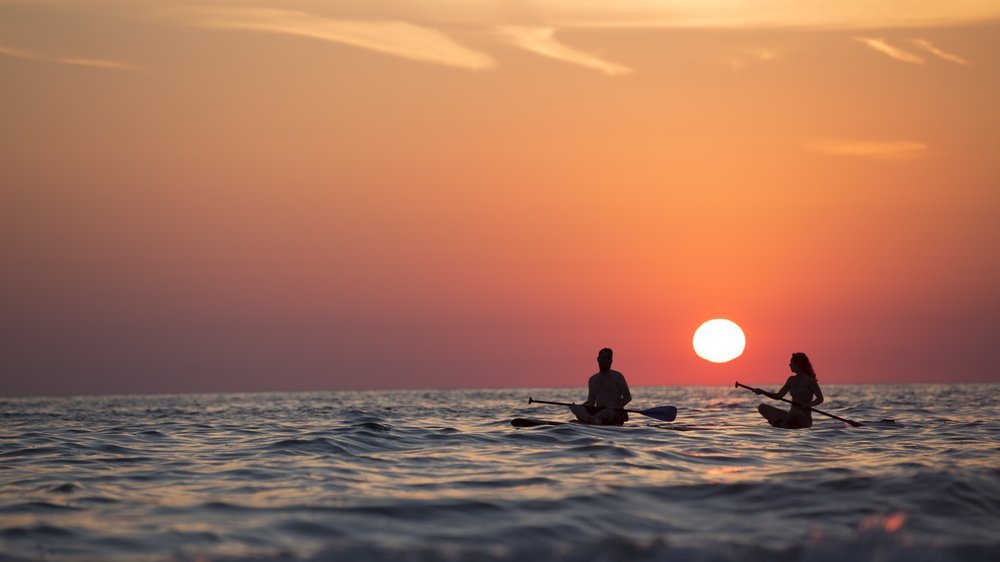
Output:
[
  {"left": 571, "top": 348, "right": 632, "bottom": 425},
  {"left": 586, "top": 371, "right": 630, "bottom": 410}
]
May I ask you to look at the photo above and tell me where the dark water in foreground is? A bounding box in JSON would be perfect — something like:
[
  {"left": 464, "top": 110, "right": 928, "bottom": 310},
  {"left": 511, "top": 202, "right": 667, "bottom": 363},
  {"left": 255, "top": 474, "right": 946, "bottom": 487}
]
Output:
[{"left": 1, "top": 384, "right": 998, "bottom": 561}]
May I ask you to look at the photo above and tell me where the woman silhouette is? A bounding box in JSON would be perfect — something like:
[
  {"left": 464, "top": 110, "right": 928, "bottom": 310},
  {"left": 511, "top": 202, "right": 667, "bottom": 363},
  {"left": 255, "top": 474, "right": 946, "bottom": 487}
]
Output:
[{"left": 755, "top": 352, "right": 824, "bottom": 428}]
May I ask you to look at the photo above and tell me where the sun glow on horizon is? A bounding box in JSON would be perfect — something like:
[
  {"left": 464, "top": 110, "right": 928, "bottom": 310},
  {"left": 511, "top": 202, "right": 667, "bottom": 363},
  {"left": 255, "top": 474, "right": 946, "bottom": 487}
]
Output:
[
  {"left": 693, "top": 319, "right": 746, "bottom": 363},
  {"left": 1, "top": 1, "right": 998, "bottom": 395}
]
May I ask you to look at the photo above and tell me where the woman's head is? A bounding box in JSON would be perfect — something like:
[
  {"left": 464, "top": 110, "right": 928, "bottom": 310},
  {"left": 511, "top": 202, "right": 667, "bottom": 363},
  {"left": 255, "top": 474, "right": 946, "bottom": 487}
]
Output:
[{"left": 790, "top": 352, "right": 817, "bottom": 379}]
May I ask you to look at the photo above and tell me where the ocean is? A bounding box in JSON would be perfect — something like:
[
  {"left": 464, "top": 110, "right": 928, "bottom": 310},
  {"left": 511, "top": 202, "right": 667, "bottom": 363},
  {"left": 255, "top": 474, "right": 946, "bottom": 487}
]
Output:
[{"left": 1, "top": 384, "right": 998, "bottom": 561}]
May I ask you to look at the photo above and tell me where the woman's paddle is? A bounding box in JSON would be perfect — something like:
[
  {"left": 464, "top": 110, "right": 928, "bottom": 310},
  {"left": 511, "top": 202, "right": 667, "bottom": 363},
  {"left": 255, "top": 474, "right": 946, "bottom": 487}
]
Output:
[
  {"left": 528, "top": 397, "right": 677, "bottom": 422},
  {"left": 734, "top": 381, "right": 863, "bottom": 427}
]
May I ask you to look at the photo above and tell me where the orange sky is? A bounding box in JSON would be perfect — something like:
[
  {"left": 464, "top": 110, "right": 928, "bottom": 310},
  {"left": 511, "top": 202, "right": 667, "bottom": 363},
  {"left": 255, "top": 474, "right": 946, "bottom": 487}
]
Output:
[{"left": 2, "top": 1, "right": 999, "bottom": 396}]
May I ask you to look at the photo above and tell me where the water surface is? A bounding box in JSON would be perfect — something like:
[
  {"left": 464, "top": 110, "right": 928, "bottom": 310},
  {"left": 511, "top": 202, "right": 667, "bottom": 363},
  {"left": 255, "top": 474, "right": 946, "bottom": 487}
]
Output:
[{"left": 1, "top": 384, "right": 998, "bottom": 561}]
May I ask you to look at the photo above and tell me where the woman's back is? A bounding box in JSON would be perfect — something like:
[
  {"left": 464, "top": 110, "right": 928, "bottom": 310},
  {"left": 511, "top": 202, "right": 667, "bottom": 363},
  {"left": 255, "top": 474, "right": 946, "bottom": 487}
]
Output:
[{"left": 788, "top": 375, "right": 815, "bottom": 405}]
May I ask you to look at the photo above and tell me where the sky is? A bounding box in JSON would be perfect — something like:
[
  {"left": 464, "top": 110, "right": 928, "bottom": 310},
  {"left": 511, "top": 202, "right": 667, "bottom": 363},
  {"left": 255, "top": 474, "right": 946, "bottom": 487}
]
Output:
[{"left": 2, "top": 1, "right": 999, "bottom": 396}]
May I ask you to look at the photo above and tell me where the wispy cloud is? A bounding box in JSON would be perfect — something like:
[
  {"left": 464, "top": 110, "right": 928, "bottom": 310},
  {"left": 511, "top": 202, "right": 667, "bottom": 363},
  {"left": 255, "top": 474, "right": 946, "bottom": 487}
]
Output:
[
  {"left": 853, "top": 37, "right": 924, "bottom": 64},
  {"left": 178, "top": 7, "right": 494, "bottom": 71},
  {"left": 0, "top": 44, "right": 139, "bottom": 72},
  {"left": 496, "top": 26, "right": 630, "bottom": 75},
  {"left": 725, "top": 47, "right": 781, "bottom": 73},
  {"left": 807, "top": 139, "right": 928, "bottom": 160},
  {"left": 911, "top": 39, "right": 970, "bottom": 65},
  {"left": 420, "top": 2, "right": 1000, "bottom": 30}
]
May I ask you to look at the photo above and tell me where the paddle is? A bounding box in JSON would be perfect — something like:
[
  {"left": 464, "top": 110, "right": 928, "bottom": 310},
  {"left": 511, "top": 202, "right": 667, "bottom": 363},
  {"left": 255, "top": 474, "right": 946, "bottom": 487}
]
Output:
[
  {"left": 527, "top": 397, "right": 678, "bottom": 422},
  {"left": 734, "top": 381, "right": 863, "bottom": 427}
]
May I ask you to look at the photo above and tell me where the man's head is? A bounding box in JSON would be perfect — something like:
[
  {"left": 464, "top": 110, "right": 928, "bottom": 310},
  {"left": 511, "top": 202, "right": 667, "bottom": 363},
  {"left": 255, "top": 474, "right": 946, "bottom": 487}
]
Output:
[{"left": 597, "top": 348, "right": 613, "bottom": 371}]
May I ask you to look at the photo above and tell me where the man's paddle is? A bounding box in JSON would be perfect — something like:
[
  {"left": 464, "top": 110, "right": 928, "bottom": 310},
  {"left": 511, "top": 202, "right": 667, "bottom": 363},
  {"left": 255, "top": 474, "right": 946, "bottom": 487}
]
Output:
[
  {"left": 527, "top": 397, "right": 677, "bottom": 422},
  {"left": 734, "top": 381, "right": 863, "bottom": 427}
]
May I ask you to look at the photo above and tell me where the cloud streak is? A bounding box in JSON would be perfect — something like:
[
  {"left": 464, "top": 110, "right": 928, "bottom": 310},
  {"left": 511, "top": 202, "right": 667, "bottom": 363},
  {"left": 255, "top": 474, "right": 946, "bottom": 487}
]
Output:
[
  {"left": 179, "top": 7, "right": 494, "bottom": 70},
  {"left": 422, "top": 1, "right": 1000, "bottom": 30},
  {"left": 807, "top": 139, "right": 928, "bottom": 160},
  {"left": 911, "top": 39, "right": 970, "bottom": 65},
  {"left": 0, "top": 44, "right": 139, "bottom": 72},
  {"left": 853, "top": 37, "right": 924, "bottom": 64},
  {"left": 497, "top": 26, "right": 630, "bottom": 75},
  {"left": 725, "top": 47, "right": 781, "bottom": 73}
]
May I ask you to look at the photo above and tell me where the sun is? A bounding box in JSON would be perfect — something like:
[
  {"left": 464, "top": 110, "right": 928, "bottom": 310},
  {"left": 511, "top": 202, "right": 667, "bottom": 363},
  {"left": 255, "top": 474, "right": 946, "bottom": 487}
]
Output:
[{"left": 693, "top": 319, "right": 746, "bottom": 363}]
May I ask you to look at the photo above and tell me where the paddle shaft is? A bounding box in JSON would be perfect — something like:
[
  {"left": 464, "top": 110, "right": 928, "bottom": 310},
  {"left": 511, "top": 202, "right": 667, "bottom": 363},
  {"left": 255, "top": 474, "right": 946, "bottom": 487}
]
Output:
[
  {"left": 527, "top": 397, "right": 677, "bottom": 422},
  {"left": 735, "top": 382, "right": 862, "bottom": 427},
  {"left": 528, "top": 397, "right": 638, "bottom": 415}
]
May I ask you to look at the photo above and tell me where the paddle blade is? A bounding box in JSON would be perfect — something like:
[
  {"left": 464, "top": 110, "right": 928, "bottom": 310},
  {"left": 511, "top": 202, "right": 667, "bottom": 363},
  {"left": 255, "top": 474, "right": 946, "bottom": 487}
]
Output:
[{"left": 639, "top": 406, "right": 677, "bottom": 422}]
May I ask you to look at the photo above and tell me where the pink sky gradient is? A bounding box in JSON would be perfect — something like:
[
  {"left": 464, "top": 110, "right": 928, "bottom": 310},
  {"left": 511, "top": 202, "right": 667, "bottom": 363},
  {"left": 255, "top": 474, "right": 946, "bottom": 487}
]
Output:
[{"left": 2, "top": 2, "right": 999, "bottom": 396}]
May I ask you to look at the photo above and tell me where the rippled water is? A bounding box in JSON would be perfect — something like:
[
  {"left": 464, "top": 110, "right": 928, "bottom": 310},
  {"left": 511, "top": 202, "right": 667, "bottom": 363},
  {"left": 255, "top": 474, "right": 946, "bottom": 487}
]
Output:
[{"left": 1, "top": 384, "right": 998, "bottom": 561}]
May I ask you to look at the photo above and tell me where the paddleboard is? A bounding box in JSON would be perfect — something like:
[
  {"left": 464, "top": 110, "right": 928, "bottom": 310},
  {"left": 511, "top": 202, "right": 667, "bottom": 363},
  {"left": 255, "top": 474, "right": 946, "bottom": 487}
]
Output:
[
  {"left": 510, "top": 418, "right": 629, "bottom": 428},
  {"left": 868, "top": 419, "right": 904, "bottom": 428},
  {"left": 511, "top": 418, "right": 567, "bottom": 427}
]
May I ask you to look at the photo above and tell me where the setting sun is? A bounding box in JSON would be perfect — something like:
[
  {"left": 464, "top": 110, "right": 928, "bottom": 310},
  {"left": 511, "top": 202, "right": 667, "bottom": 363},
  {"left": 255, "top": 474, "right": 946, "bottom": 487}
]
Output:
[{"left": 693, "top": 319, "right": 746, "bottom": 363}]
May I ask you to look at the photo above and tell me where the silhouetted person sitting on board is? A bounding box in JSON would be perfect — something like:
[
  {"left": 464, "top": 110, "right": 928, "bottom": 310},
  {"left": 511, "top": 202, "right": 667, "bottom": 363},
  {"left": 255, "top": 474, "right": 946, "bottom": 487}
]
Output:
[
  {"left": 570, "top": 348, "right": 632, "bottom": 426},
  {"left": 755, "top": 352, "right": 824, "bottom": 429}
]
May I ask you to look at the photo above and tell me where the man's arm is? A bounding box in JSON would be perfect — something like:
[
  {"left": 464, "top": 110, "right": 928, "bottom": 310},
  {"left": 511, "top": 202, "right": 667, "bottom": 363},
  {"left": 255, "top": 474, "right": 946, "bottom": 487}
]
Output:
[
  {"left": 583, "top": 377, "right": 596, "bottom": 407},
  {"left": 618, "top": 374, "right": 631, "bottom": 407}
]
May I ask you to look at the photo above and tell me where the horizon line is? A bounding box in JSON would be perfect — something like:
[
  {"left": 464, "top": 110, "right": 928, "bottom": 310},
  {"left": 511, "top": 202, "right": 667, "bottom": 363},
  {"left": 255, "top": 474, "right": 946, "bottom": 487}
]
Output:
[{"left": 3, "top": 380, "right": 994, "bottom": 400}]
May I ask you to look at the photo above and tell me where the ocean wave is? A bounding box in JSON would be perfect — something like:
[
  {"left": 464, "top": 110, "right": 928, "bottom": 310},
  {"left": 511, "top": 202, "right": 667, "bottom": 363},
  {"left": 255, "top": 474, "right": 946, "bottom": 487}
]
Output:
[
  {"left": 1, "top": 385, "right": 997, "bottom": 562},
  {"left": 184, "top": 531, "right": 1000, "bottom": 562}
]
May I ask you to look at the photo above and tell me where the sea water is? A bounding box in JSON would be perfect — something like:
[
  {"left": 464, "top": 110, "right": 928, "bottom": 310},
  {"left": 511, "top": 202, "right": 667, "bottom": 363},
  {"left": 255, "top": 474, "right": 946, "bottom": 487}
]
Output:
[{"left": 1, "top": 384, "right": 998, "bottom": 561}]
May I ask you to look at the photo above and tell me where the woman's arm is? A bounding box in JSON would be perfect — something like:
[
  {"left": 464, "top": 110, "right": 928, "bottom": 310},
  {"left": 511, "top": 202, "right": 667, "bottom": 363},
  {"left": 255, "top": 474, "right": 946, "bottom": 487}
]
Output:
[
  {"left": 757, "top": 378, "right": 792, "bottom": 400},
  {"left": 810, "top": 381, "right": 824, "bottom": 407},
  {"left": 753, "top": 379, "right": 788, "bottom": 400}
]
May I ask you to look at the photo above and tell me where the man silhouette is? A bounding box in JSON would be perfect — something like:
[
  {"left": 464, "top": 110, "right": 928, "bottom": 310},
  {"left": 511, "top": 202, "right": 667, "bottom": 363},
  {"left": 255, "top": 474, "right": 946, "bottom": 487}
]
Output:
[{"left": 570, "top": 348, "right": 632, "bottom": 426}]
